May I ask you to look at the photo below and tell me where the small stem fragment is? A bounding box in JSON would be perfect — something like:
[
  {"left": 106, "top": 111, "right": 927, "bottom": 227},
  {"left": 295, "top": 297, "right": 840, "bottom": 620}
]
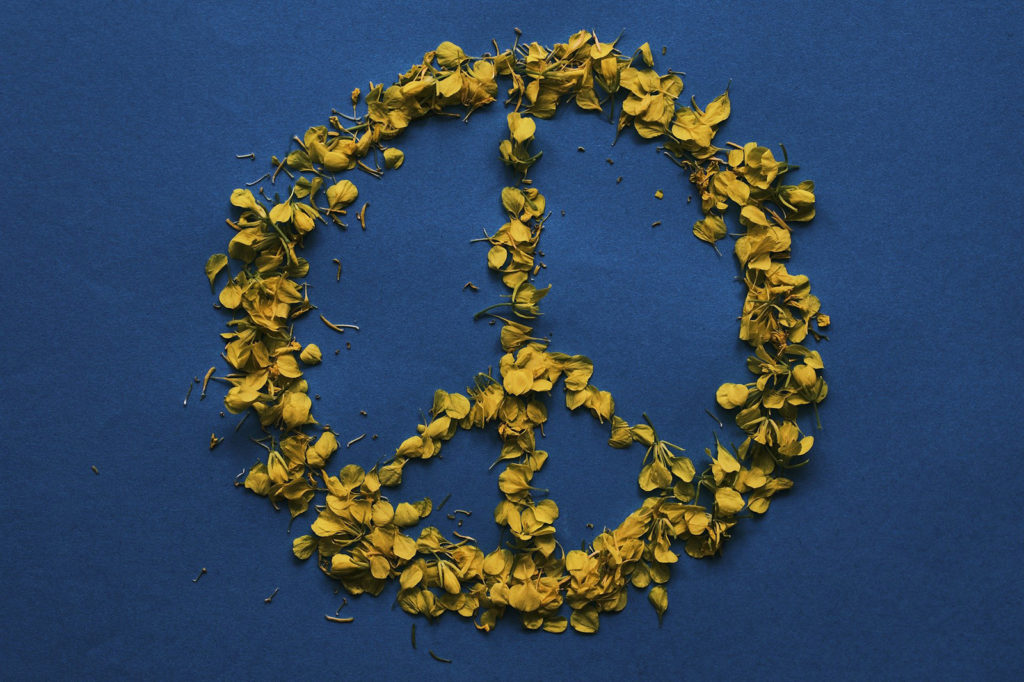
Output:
[
  {"left": 264, "top": 587, "right": 279, "bottom": 604},
  {"left": 192, "top": 567, "right": 207, "bottom": 583},
  {"left": 235, "top": 152, "right": 255, "bottom": 160},
  {"left": 320, "top": 314, "right": 359, "bottom": 333},
  {"left": 324, "top": 615, "right": 354, "bottom": 624},
  {"left": 704, "top": 408, "right": 723, "bottom": 428},
  {"left": 429, "top": 650, "right": 452, "bottom": 664},
  {"left": 91, "top": 465, "right": 99, "bottom": 475},
  {"left": 356, "top": 202, "right": 369, "bottom": 230},
  {"left": 200, "top": 366, "right": 216, "bottom": 400},
  {"left": 184, "top": 381, "right": 194, "bottom": 407},
  {"left": 271, "top": 155, "right": 293, "bottom": 182},
  {"left": 346, "top": 433, "right": 366, "bottom": 448}
]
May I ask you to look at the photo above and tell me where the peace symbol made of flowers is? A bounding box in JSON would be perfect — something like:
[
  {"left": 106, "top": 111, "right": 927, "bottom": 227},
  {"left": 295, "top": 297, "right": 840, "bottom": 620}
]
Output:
[{"left": 205, "top": 30, "right": 830, "bottom": 634}]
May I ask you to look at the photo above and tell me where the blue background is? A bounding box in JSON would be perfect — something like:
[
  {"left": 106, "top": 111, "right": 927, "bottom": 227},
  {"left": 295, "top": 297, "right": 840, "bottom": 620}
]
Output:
[{"left": 2, "top": 0, "right": 1022, "bottom": 679}]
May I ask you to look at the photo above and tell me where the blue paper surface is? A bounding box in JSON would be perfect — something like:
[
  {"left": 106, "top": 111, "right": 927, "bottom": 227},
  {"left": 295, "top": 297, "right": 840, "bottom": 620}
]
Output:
[{"left": 1, "top": 0, "right": 1023, "bottom": 678}]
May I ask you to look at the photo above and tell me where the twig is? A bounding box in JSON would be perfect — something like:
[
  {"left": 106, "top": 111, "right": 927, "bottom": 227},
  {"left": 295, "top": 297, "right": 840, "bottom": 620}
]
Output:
[{"left": 704, "top": 408, "right": 723, "bottom": 428}]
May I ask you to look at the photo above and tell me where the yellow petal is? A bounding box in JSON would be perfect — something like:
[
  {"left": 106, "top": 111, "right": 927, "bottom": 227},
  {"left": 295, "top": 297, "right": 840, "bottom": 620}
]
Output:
[{"left": 715, "top": 383, "right": 749, "bottom": 409}]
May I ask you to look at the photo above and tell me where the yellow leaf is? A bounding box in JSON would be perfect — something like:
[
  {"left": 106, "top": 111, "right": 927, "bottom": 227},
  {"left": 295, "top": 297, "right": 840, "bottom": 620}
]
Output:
[
  {"left": 369, "top": 555, "right": 390, "bottom": 580},
  {"left": 701, "top": 91, "right": 731, "bottom": 126},
  {"left": 292, "top": 534, "right": 317, "bottom": 560},
  {"left": 230, "top": 188, "right": 259, "bottom": 211},
  {"left": 243, "top": 463, "right": 270, "bottom": 496},
  {"left": 715, "top": 383, "right": 749, "bottom": 409},
  {"left": 740, "top": 204, "right": 770, "bottom": 227},
  {"left": 631, "top": 424, "right": 655, "bottom": 446},
  {"left": 204, "top": 254, "right": 228, "bottom": 290},
  {"left": 501, "top": 187, "right": 525, "bottom": 215},
  {"left": 543, "top": 617, "right": 568, "bottom": 633},
  {"left": 299, "top": 344, "right": 322, "bottom": 365},
  {"left": 693, "top": 215, "right": 727, "bottom": 249},
  {"left": 218, "top": 282, "right": 242, "bottom": 309},
  {"left": 267, "top": 451, "right": 288, "bottom": 484},
  {"left": 638, "top": 42, "right": 654, "bottom": 67},
  {"left": 715, "top": 487, "right": 745, "bottom": 515},
  {"left": 308, "top": 432, "right": 337, "bottom": 468},
  {"left": 393, "top": 502, "right": 421, "bottom": 527},
  {"left": 393, "top": 534, "right": 417, "bottom": 561},
  {"left": 508, "top": 112, "right": 536, "bottom": 143},
  {"left": 326, "top": 180, "right": 358, "bottom": 209},
  {"left": 503, "top": 367, "right": 533, "bottom": 395},
  {"left": 487, "top": 245, "right": 508, "bottom": 270},
  {"left": 648, "top": 585, "right": 668, "bottom": 625},
  {"left": 224, "top": 386, "right": 259, "bottom": 413},
  {"left": 445, "top": 393, "right": 471, "bottom": 419},
  {"left": 715, "top": 443, "right": 741, "bottom": 473},
  {"left": 383, "top": 148, "right": 404, "bottom": 169},
  {"left": 436, "top": 71, "right": 463, "bottom": 98},
  {"left": 396, "top": 436, "right": 424, "bottom": 457},
  {"left": 280, "top": 391, "right": 312, "bottom": 429},
  {"left": 570, "top": 606, "right": 599, "bottom": 634},
  {"left": 508, "top": 582, "right": 541, "bottom": 612},
  {"left": 400, "top": 563, "right": 423, "bottom": 589},
  {"left": 269, "top": 203, "right": 292, "bottom": 224},
  {"left": 792, "top": 364, "right": 817, "bottom": 387},
  {"left": 276, "top": 353, "right": 302, "bottom": 378},
  {"left": 435, "top": 41, "right": 467, "bottom": 68}
]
